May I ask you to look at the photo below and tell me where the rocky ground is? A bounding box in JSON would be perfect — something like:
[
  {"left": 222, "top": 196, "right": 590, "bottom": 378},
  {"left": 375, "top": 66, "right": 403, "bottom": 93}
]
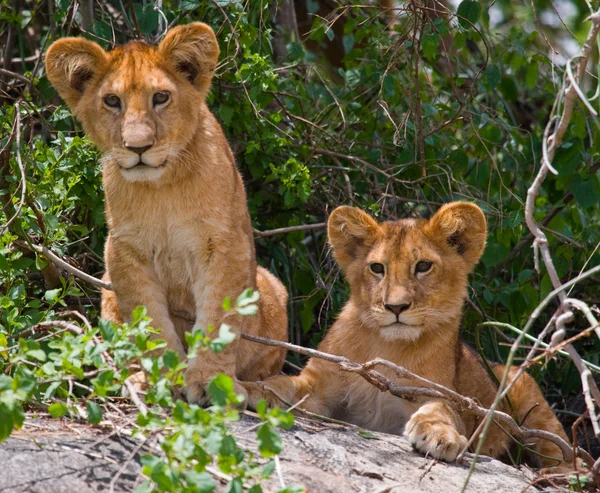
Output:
[{"left": 0, "top": 411, "right": 554, "bottom": 493}]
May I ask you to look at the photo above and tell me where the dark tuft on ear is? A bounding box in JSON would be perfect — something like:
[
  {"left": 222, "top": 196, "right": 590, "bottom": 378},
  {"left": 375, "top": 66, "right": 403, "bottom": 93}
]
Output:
[
  {"left": 426, "top": 202, "right": 487, "bottom": 271},
  {"left": 328, "top": 206, "right": 381, "bottom": 272},
  {"left": 158, "top": 23, "right": 219, "bottom": 98},
  {"left": 45, "top": 37, "right": 107, "bottom": 108},
  {"left": 177, "top": 61, "right": 198, "bottom": 85},
  {"left": 71, "top": 67, "right": 94, "bottom": 93}
]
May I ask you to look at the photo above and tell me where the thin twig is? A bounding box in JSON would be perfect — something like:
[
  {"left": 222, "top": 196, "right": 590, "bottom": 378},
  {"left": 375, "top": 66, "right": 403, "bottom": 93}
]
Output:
[
  {"left": 254, "top": 223, "right": 326, "bottom": 237},
  {"left": 29, "top": 243, "right": 112, "bottom": 290},
  {"left": 239, "top": 333, "right": 581, "bottom": 464}
]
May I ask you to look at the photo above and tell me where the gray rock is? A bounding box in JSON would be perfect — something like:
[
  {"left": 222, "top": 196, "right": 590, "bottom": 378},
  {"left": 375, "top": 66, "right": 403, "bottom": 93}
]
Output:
[
  {"left": 229, "top": 415, "right": 539, "bottom": 493},
  {"left": 0, "top": 414, "right": 541, "bottom": 493},
  {"left": 0, "top": 433, "right": 141, "bottom": 492}
]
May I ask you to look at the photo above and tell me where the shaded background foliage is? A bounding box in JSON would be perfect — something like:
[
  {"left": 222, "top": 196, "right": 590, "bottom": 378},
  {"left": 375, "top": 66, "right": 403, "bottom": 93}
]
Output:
[{"left": 1, "top": 0, "right": 599, "bottom": 446}]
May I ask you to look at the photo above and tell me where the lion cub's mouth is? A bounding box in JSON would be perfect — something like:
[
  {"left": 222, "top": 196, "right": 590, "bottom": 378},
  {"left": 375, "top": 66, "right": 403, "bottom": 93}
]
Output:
[
  {"left": 123, "top": 159, "right": 168, "bottom": 170},
  {"left": 382, "top": 321, "right": 410, "bottom": 328},
  {"left": 379, "top": 322, "right": 422, "bottom": 342}
]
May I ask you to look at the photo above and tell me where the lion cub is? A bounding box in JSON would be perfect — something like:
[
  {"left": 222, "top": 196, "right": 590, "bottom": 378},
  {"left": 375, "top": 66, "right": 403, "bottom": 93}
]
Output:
[
  {"left": 45, "top": 23, "right": 288, "bottom": 403},
  {"left": 244, "top": 202, "right": 572, "bottom": 468}
]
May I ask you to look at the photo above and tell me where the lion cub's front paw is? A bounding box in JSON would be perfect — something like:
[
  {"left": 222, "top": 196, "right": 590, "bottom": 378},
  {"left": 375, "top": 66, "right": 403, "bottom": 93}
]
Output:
[
  {"left": 404, "top": 410, "right": 468, "bottom": 462},
  {"left": 184, "top": 376, "right": 248, "bottom": 409},
  {"left": 121, "top": 370, "right": 148, "bottom": 398}
]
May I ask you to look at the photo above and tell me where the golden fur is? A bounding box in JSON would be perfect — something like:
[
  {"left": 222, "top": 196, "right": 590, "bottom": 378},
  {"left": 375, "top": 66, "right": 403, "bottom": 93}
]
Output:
[
  {"left": 244, "top": 202, "right": 572, "bottom": 469},
  {"left": 45, "top": 23, "right": 288, "bottom": 404}
]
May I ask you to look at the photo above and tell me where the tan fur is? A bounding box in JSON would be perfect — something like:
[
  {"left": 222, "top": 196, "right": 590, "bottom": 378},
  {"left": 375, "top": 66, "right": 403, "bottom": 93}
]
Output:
[
  {"left": 45, "top": 23, "right": 288, "bottom": 404},
  {"left": 244, "top": 202, "right": 572, "bottom": 469}
]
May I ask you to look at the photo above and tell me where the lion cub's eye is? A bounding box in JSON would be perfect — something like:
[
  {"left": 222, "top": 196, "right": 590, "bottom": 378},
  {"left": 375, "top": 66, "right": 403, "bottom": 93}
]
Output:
[
  {"left": 103, "top": 94, "right": 121, "bottom": 109},
  {"left": 370, "top": 263, "right": 385, "bottom": 275},
  {"left": 153, "top": 91, "right": 170, "bottom": 106},
  {"left": 415, "top": 260, "right": 433, "bottom": 274}
]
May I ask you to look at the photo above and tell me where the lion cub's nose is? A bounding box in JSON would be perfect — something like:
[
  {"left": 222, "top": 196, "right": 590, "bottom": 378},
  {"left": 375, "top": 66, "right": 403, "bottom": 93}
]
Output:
[
  {"left": 384, "top": 303, "right": 411, "bottom": 316},
  {"left": 126, "top": 144, "right": 153, "bottom": 156}
]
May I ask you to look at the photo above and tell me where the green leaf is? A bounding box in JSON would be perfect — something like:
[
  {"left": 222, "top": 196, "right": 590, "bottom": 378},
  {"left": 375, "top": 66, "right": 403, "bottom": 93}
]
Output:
[
  {"left": 180, "top": 0, "right": 201, "bottom": 11},
  {"left": 0, "top": 334, "right": 8, "bottom": 359},
  {"left": 35, "top": 255, "right": 49, "bottom": 271},
  {"left": 99, "top": 319, "right": 116, "bottom": 342},
  {"left": 457, "top": 1, "right": 481, "bottom": 29},
  {"left": 485, "top": 65, "right": 501, "bottom": 89},
  {"left": 257, "top": 422, "right": 283, "bottom": 457},
  {"left": 44, "top": 288, "right": 61, "bottom": 304},
  {"left": 210, "top": 324, "right": 237, "bottom": 353},
  {"left": 227, "top": 478, "right": 244, "bottom": 493},
  {"left": 0, "top": 375, "right": 12, "bottom": 391},
  {"left": 569, "top": 175, "right": 600, "bottom": 209},
  {"left": 358, "top": 430, "right": 379, "bottom": 439},
  {"left": 86, "top": 401, "right": 102, "bottom": 424},
  {"left": 518, "top": 269, "right": 533, "bottom": 283},
  {"left": 206, "top": 374, "right": 234, "bottom": 406},
  {"left": 499, "top": 77, "right": 519, "bottom": 102},
  {"left": 48, "top": 402, "right": 68, "bottom": 418},
  {"left": 222, "top": 296, "right": 232, "bottom": 311},
  {"left": 507, "top": 210, "right": 523, "bottom": 229},
  {"left": 0, "top": 253, "right": 8, "bottom": 271},
  {"left": 256, "top": 399, "right": 267, "bottom": 419},
  {"left": 525, "top": 62, "right": 538, "bottom": 89},
  {"left": 236, "top": 304, "right": 258, "bottom": 316},
  {"left": 183, "top": 471, "right": 216, "bottom": 492},
  {"left": 0, "top": 404, "right": 17, "bottom": 442},
  {"left": 421, "top": 31, "right": 439, "bottom": 60},
  {"left": 162, "top": 350, "right": 180, "bottom": 370},
  {"left": 237, "top": 289, "right": 260, "bottom": 307},
  {"left": 220, "top": 106, "right": 234, "bottom": 126}
]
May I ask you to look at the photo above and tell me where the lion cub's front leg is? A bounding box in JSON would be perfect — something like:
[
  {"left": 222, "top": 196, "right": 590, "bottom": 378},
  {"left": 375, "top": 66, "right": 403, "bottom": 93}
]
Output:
[
  {"left": 105, "top": 237, "right": 186, "bottom": 360},
  {"left": 184, "top": 251, "right": 254, "bottom": 406},
  {"left": 404, "top": 401, "right": 468, "bottom": 462}
]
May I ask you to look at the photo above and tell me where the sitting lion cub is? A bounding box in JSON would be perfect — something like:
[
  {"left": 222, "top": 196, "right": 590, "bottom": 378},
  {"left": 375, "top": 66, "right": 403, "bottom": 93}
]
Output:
[
  {"left": 244, "top": 202, "right": 572, "bottom": 468},
  {"left": 45, "top": 23, "right": 288, "bottom": 404}
]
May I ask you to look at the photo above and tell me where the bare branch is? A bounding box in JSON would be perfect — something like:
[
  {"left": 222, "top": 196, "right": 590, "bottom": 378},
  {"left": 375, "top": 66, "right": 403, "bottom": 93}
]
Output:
[
  {"left": 29, "top": 243, "right": 112, "bottom": 291},
  {"left": 254, "top": 223, "right": 326, "bottom": 237},
  {"left": 239, "top": 333, "right": 584, "bottom": 464}
]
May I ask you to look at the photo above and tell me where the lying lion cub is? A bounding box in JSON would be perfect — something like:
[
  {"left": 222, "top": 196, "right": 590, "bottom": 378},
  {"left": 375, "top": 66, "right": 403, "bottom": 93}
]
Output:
[
  {"left": 45, "top": 23, "right": 288, "bottom": 404},
  {"left": 244, "top": 202, "right": 571, "bottom": 468}
]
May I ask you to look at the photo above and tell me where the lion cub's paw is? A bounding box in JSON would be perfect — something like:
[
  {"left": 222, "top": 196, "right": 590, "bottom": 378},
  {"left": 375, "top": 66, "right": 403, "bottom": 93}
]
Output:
[
  {"left": 239, "top": 381, "right": 274, "bottom": 411},
  {"left": 404, "top": 410, "right": 468, "bottom": 462},
  {"left": 184, "top": 377, "right": 248, "bottom": 409},
  {"left": 121, "top": 370, "right": 148, "bottom": 398}
]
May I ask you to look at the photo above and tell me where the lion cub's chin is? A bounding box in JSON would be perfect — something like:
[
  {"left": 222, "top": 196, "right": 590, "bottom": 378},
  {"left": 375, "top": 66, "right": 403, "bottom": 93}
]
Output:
[
  {"left": 119, "top": 165, "right": 167, "bottom": 182},
  {"left": 379, "top": 323, "right": 422, "bottom": 342}
]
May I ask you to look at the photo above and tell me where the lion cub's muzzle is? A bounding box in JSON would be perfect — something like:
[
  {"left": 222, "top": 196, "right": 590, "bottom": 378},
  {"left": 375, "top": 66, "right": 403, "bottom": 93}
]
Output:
[{"left": 112, "top": 144, "right": 170, "bottom": 171}]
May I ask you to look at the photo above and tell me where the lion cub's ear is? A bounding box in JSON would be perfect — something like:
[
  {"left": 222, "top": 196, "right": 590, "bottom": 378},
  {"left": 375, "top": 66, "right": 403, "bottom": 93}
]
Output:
[
  {"left": 45, "top": 38, "right": 108, "bottom": 108},
  {"left": 159, "top": 23, "right": 219, "bottom": 98},
  {"left": 328, "top": 206, "right": 382, "bottom": 270},
  {"left": 427, "top": 202, "right": 487, "bottom": 270}
]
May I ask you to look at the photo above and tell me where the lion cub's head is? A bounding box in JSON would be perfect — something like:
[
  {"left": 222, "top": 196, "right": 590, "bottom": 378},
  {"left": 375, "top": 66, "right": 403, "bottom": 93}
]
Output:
[
  {"left": 328, "top": 202, "right": 486, "bottom": 342},
  {"left": 45, "top": 23, "right": 219, "bottom": 183}
]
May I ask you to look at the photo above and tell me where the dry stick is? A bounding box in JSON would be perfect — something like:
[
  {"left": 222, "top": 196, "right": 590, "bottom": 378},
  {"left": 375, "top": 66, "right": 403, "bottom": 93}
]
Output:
[
  {"left": 464, "top": 11, "right": 600, "bottom": 490},
  {"left": 553, "top": 313, "right": 600, "bottom": 438},
  {"left": 254, "top": 223, "right": 326, "bottom": 237},
  {"left": 0, "top": 68, "right": 32, "bottom": 86},
  {"left": 8, "top": 320, "right": 84, "bottom": 340},
  {"left": 239, "top": 333, "right": 582, "bottom": 464},
  {"left": 29, "top": 243, "right": 112, "bottom": 290},
  {"left": 458, "top": 264, "right": 600, "bottom": 480},
  {"left": 19, "top": 224, "right": 323, "bottom": 292}
]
